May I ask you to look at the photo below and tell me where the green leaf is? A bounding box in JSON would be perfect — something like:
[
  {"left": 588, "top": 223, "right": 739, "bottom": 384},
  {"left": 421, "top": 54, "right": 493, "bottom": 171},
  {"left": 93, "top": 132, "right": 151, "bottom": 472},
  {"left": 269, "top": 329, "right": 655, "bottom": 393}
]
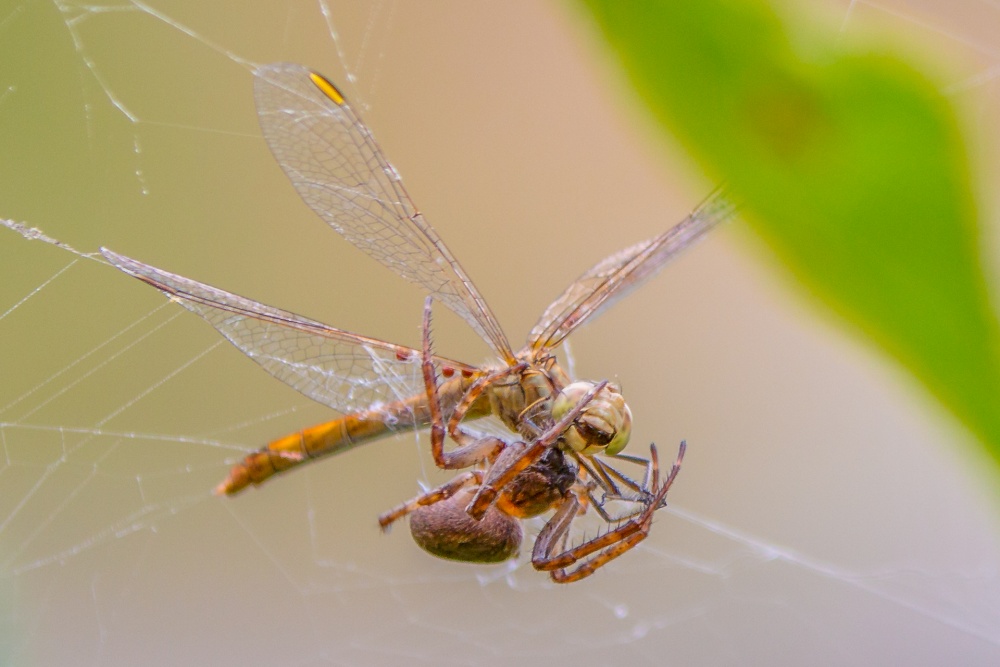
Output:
[{"left": 580, "top": 0, "right": 1000, "bottom": 468}]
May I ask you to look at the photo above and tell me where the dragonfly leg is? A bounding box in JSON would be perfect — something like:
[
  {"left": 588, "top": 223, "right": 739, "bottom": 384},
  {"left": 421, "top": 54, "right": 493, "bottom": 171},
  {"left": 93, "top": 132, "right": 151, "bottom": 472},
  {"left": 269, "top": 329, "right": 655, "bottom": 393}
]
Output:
[
  {"left": 377, "top": 470, "right": 483, "bottom": 530},
  {"left": 568, "top": 457, "right": 648, "bottom": 523},
  {"left": 444, "top": 361, "right": 525, "bottom": 450},
  {"left": 531, "top": 441, "right": 686, "bottom": 583},
  {"left": 465, "top": 380, "right": 608, "bottom": 520},
  {"left": 420, "top": 297, "right": 508, "bottom": 469}
]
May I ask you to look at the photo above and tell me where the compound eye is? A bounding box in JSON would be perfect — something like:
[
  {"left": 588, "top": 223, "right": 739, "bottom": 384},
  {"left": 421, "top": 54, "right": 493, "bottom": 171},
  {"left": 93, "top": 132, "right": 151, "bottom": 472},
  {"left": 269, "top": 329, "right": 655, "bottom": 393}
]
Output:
[
  {"left": 552, "top": 382, "right": 632, "bottom": 456},
  {"left": 604, "top": 403, "right": 632, "bottom": 456},
  {"left": 551, "top": 381, "right": 593, "bottom": 422}
]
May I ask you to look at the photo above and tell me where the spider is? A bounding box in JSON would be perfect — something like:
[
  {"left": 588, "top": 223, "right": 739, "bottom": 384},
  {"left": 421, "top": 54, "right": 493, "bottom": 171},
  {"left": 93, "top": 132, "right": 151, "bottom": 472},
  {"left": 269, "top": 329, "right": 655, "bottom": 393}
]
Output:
[{"left": 376, "top": 298, "right": 686, "bottom": 583}]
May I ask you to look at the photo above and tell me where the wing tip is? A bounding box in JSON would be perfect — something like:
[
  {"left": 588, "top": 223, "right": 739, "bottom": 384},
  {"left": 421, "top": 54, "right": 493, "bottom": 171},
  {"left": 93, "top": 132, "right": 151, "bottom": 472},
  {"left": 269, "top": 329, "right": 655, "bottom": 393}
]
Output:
[{"left": 100, "top": 246, "right": 130, "bottom": 269}]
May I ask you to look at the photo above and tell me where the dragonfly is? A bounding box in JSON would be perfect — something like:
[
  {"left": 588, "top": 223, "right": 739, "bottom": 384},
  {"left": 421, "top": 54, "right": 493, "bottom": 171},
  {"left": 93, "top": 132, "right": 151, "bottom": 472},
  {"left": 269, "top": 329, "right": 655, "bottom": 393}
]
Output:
[{"left": 102, "top": 62, "right": 736, "bottom": 582}]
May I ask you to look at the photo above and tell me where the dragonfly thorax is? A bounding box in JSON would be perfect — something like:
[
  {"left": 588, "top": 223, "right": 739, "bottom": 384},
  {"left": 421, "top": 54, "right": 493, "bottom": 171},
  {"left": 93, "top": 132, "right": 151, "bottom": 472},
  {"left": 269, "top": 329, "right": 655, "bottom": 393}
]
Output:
[
  {"left": 486, "top": 364, "right": 563, "bottom": 440},
  {"left": 552, "top": 381, "right": 632, "bottom": 456}
]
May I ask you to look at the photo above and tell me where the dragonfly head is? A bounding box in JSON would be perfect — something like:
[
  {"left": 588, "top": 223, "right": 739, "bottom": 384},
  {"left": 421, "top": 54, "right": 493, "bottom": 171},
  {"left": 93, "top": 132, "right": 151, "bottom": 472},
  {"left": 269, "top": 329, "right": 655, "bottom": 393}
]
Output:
[{"left": 552, "top": 381, "right": 632, "bottom": 456}]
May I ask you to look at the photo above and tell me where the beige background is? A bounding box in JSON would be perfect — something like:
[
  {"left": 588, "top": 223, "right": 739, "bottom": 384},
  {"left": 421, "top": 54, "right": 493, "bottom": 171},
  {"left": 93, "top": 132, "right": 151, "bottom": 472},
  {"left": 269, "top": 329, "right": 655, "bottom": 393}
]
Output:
[{"left": 1, "top": 1, "right": 999, "bottom": 665}]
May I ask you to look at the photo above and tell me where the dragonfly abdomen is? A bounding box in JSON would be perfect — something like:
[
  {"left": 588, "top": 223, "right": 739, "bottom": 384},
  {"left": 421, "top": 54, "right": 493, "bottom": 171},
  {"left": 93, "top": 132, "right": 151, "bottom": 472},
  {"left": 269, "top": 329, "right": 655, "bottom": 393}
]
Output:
[{"left": 215, "top": 375, "right": 481, "bottom": 495}]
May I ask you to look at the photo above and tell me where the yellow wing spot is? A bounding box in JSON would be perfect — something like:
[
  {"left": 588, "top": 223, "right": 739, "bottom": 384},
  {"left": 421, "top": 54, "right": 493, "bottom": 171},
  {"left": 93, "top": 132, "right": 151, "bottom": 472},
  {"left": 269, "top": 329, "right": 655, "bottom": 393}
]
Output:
[{"left": 309, "top": 71, "right": 346, "bottom": 106}]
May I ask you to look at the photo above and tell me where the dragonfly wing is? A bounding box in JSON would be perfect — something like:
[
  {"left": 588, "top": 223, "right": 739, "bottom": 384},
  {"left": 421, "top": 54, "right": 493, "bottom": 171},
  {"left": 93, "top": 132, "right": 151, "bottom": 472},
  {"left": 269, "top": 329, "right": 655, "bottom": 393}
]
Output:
[
  {"left": 529, "top": 187, "right": 737, "bottom": 351},
  {"left": 101, "top": 249, "right": 482, "bottom": 416},
  {"left": 253, "top": 62, "right": 514, "bottom": 362},
  {"left": 528, "top": 238, "right": 650, "bottom": 346}
]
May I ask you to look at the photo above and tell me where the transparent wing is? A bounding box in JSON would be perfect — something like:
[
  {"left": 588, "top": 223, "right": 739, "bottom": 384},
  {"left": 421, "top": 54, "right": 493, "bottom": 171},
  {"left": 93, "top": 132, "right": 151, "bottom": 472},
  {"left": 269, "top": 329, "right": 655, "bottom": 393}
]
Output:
[
  {"left": 460, "top": 415, "right": 519, "bottom": 445},
  {"left": 253, "top": 62, "right": 514, "bottom": 362},
  {"left": 101, "top": 249, "right": 482, "bottom": 416},
  {"left": 529, "top": 187, "right": 737, "bottom": 351},
  {"left": 528, "top": 238, "right": 650, "bottom": 345}
]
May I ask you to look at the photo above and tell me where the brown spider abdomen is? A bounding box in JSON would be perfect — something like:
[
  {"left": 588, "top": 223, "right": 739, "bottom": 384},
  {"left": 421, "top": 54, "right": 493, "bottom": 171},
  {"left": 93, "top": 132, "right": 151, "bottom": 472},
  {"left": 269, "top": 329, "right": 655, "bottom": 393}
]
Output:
[{"left": 410, "top": 488, "right": 522, "bottom": 563}]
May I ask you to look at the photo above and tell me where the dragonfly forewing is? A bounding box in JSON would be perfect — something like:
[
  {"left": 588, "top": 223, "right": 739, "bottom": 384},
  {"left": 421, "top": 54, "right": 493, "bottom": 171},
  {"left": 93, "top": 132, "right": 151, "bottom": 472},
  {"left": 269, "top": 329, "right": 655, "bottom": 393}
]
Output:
[
  {"left": 254, "top": 63, "right": 514, "bottom": 362},
  {"left": 529, "top": 187, "right": 737, "bottom": 351}
]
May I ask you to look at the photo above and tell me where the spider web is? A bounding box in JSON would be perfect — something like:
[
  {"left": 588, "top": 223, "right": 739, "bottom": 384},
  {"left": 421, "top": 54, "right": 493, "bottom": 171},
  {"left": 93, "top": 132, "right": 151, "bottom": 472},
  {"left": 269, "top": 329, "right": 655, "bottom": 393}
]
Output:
[{"left": 2, "top": 1, "right": 1000, "bottom": 665}]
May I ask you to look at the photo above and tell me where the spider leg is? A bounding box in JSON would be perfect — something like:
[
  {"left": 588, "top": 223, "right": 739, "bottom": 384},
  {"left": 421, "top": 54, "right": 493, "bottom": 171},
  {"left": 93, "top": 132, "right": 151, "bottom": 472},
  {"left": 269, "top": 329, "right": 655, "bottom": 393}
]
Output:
[
  {"left": 421, "top": 297, "right": 513, "bottom": 470},
  {"left": 465, "top": 380, "right": 608, "bottom": 520},
  {"left": 532, "top": 441, "right": 686, "bottom": 583},
  {"left": 377, "top": 470, "right": 483, "bottom": 530}
]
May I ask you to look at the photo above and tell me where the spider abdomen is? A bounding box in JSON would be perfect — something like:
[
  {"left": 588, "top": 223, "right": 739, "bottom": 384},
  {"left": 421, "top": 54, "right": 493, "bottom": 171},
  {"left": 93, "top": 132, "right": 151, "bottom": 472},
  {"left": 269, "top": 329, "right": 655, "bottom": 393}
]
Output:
[{"left": 409, "top": 488, "right": 522, "bottom": 563}]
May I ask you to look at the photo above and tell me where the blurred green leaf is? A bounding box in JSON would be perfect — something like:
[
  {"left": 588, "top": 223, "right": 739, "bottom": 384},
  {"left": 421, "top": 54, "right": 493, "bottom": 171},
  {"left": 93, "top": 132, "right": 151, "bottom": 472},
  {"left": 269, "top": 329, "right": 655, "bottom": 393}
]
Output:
[{"left": 580, "top": 0, "right": 1000, "bottom": 468}]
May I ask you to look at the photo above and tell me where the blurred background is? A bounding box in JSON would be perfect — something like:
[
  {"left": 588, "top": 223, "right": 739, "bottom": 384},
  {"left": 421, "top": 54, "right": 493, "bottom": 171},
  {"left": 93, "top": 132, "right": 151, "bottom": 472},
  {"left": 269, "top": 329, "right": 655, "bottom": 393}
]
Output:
[{"left": 1, "top": 1, "right": 999, "bottom": 665}]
